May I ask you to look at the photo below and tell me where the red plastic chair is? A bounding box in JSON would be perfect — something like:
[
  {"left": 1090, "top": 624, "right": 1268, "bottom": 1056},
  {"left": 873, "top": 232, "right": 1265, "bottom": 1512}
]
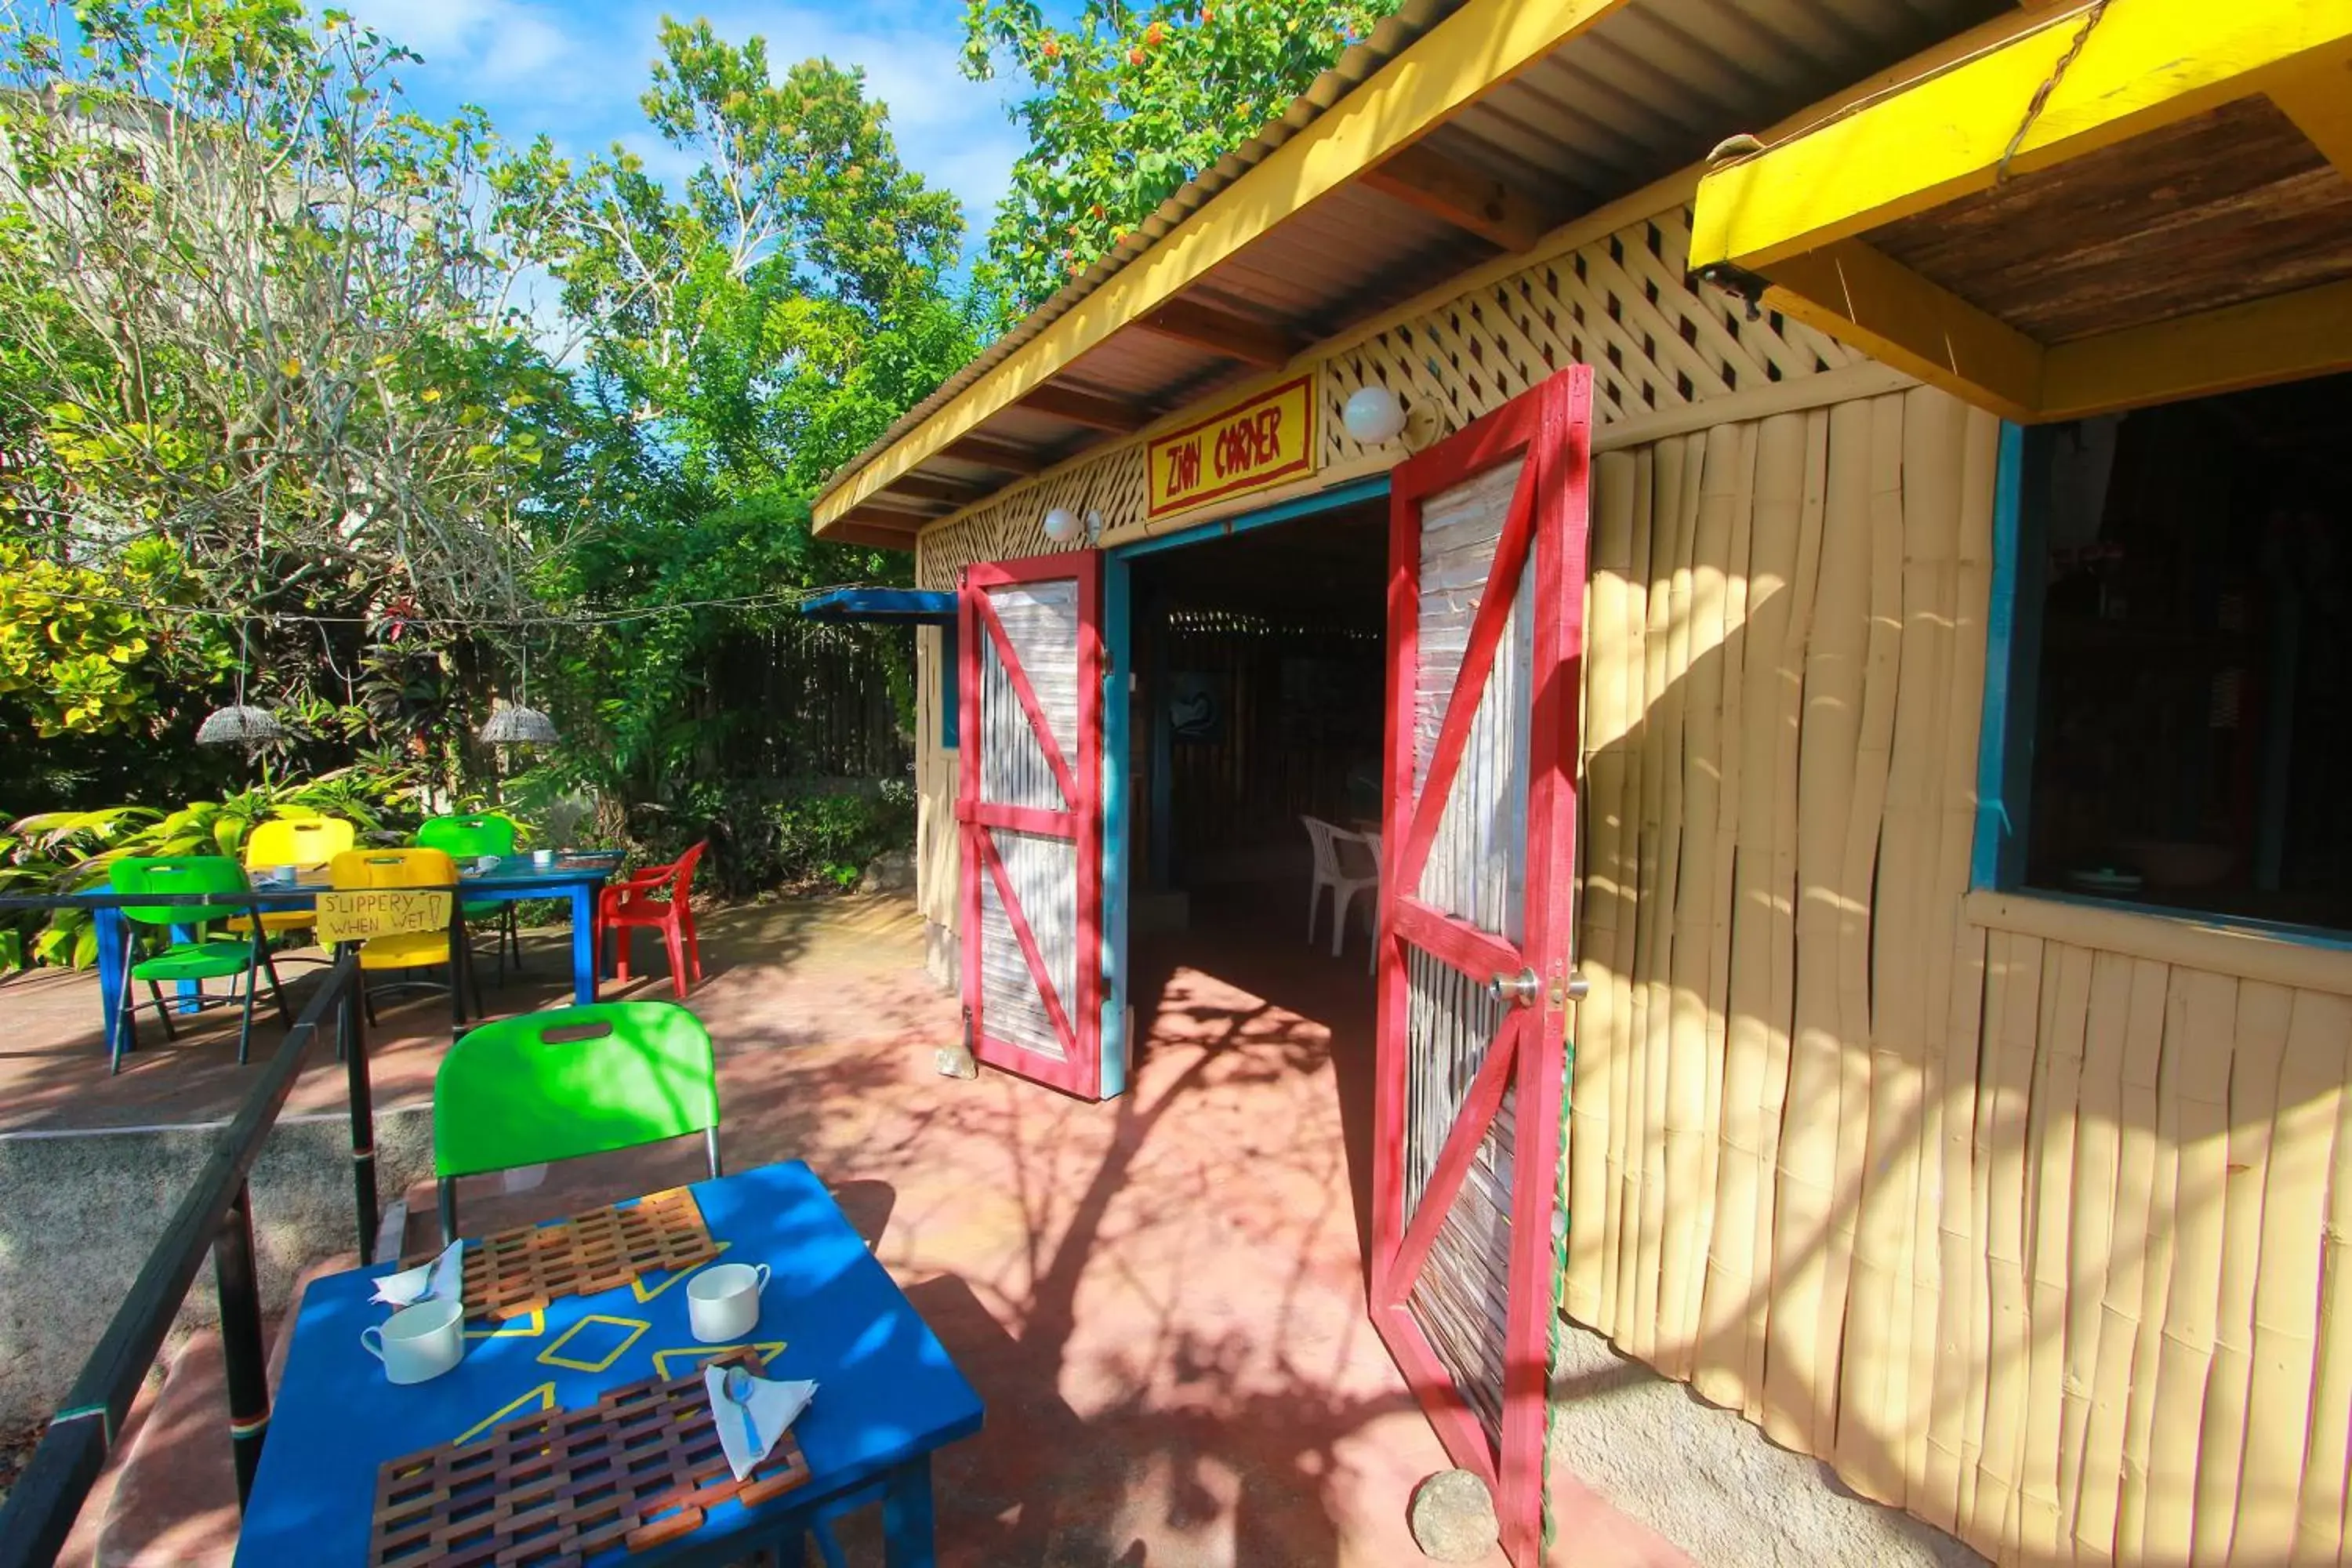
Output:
[{"left": 600, "top": 841, "right": 706, "bottom": 999}]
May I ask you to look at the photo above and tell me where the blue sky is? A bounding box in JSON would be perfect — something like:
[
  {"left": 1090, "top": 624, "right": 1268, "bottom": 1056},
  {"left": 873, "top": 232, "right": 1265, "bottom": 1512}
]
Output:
[{"left": 339, "top": 0, "right": 1037, "bottom": 249}]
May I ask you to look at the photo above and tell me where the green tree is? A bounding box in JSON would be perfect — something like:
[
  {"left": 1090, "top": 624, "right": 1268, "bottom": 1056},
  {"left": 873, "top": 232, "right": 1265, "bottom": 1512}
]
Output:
[
  {"left": 0, "top": 0, "right": 578, "bottom": 626},
  {"left": 534, "top": 19, "right": 978, "bottom": 797},
  {"left": 961, "top": 0, "right": 1400, "bottom": 324},
  {"left": 0, "top": 535, "right": 221, "bottom": 737}
]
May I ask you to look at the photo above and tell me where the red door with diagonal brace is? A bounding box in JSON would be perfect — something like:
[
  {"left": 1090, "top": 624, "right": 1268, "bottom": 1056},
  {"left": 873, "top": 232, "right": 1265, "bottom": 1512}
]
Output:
[
  {"left": 1371, "top": 367, "right": 1592, "bottom": 1564},
  {"left": 957, "top": 552, "right": 1105, "bottom": 1099}
]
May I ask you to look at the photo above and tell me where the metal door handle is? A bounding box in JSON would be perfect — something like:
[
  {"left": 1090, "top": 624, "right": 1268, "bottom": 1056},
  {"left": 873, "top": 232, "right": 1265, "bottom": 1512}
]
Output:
[{"left": 1488, "top": 967, "right": 1541, "bottom": 1008}]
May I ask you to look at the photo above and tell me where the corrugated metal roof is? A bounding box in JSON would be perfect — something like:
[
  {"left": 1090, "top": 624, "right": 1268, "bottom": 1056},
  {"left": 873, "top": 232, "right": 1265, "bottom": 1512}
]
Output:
[
  {"left": 815, "top": 0, "right": 2005, "bottom": 524},
  {"left": 812, "top": 0, "right": 1469, "bottom": 507}
]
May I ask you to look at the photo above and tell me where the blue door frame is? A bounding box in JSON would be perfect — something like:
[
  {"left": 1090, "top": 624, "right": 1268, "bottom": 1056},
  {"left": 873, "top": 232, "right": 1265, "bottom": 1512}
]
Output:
[{"left": 1095, "top": 474, "right": 1393, "bottom": 1097}]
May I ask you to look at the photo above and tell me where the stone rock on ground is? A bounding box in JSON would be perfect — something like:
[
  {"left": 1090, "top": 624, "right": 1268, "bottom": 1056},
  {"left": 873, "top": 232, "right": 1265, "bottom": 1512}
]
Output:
[
  {"left": 1410, "top": 1468, "right": 1501, "bottom": 1562},
  {"left": 860, "top": 848, "right": 916, "bottom": 895}
]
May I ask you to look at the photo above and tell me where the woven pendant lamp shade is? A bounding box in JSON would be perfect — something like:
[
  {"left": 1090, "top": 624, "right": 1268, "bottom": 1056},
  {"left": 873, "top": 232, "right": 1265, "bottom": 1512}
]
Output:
[
  {"left": 478, "top": 700, "right": 559, "bottom": 746},
  {"left": 195, "top": 704, "right": 286, "bottom": 746}
]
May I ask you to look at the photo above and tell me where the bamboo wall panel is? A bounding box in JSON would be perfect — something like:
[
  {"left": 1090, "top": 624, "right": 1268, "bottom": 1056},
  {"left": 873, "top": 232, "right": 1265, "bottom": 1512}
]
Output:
[
  {"left": 915, "top": 625, "right": 958, "bottom": 934},
  {"left": 1566, "top": 383, "right": 2352, "bottom": 1564}
]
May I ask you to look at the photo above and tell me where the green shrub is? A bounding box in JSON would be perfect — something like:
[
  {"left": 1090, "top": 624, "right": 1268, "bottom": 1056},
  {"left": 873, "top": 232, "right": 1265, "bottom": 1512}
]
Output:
[
  {"left": 1, "top": 764, "right": 423, "bottom": 971},
  {"left": 632, "top": 779, "right": 915, "bottom": 898}
]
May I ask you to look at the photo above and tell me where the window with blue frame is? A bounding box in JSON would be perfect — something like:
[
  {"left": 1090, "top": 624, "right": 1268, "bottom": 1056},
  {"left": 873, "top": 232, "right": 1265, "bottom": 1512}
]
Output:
[{"left": 1977, "top": 371, "right": 2352, "bottom": 931}]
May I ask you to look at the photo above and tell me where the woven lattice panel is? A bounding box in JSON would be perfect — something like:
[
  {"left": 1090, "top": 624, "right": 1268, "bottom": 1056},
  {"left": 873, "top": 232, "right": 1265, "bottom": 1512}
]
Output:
[
  {"left": 915, "top": 202, "right": 1860, "bottom": 579},
  {"left": 367, "top": 1348, "right": 808, "bottom": 1567},
  {"left": 407, "top": 1189, "right": 718, "bottom": 1324},
  {"left": 915, "top": 441, "right": 1148, "bottom": 590},
  {"left": 1324, "top": 205, "right": 1857, "bottom": 466}
]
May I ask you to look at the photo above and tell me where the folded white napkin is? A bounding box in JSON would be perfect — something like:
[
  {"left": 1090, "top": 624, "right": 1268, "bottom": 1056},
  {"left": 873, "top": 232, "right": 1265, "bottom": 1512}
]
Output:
[
  {"left": 371, "top": 1240, "right": 465, "bottom": 1308},
  {"left": 702, "top": 1367, "right": 817, "bottom": 1483}
]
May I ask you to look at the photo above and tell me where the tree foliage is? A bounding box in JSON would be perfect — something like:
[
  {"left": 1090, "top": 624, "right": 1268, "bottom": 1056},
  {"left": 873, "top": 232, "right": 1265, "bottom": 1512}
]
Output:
[
  {"left": 0, "top": 5, "right": 976, "bottom": 814},
  {"left": 0, "top": 535, "right": 219, "bottom": 736},
  {"left": 961, "top": 0, "right": 1399, "bottom": 323},
  {"left": 0, "top": 0, "right": 577, "bottom": 623},
  {"left": 532, "top": 20, "right": 977, "bottom": 798}
]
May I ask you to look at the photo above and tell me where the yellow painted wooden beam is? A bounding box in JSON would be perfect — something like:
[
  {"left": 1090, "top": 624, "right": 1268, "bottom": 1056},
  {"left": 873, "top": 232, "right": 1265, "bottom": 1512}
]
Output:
[
  {"left": 1691, "top": 0, "right": 2352, "bottom": 274},
  {"left": 2268, "top": 55, "right": 2352, "bottom": 179},
  {"left": 2039, "top": 276, "right": 2352, "bottom": 419},
  {"left": 813, "top": 0, "right": 1634, "bottom": 532},
  {"left": 1759, "top": 240, "right": 2045, "bottom": 423}
]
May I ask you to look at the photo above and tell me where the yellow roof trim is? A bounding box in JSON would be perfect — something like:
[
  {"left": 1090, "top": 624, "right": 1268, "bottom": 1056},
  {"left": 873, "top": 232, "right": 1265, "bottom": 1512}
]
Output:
[
  {"left": 813, "top": 0, "right": 1632, "bottom": 532},
  {"left": 2039, "top": 276, "right": 2352, "bottom": 420},
  {"left": 1689, "top": 0, "right": 2352, "bottom": 276}
]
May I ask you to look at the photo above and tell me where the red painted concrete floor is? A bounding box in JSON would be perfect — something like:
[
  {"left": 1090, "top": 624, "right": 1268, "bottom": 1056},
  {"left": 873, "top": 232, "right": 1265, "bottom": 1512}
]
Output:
[
  {"left": 0, "top": 896, "right": 952, "bottom": 1133},
  {"left": 6, "top": 887, "right": 1687, "bottom": 1566}
]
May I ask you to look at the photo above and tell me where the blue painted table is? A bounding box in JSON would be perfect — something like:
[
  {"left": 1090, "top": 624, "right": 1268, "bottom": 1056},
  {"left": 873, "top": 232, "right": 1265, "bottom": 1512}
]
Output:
[
  {"left": 234, "top": 1161, "right": 982, "bottom": 1566},
  {"left": 93, "top": 852, "right": 621, "bottom": 1062}
]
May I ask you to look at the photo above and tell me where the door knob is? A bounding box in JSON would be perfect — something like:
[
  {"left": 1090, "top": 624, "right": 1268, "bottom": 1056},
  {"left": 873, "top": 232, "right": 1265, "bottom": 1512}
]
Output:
[{"left": 1488, "top": 967, "right": 1541, "bottom": 1008}]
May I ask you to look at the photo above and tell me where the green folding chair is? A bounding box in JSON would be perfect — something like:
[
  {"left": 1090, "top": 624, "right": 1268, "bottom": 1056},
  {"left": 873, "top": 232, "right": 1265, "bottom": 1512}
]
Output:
[
  {"left": 416, "top": 813, "right": 521, "bottom": 982},
  {"left": 432, "top": 1000, "right": 720, "bottom": 1243},
  {"left": 109, "top": 856, "right": 290, "bottom": 1074}
]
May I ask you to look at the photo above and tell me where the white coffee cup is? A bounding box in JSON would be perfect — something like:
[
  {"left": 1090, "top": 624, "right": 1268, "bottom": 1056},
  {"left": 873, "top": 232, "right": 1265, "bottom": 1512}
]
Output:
[
  {"left": 361, "top": 1298, "right": 464, "bottom": 1385},
  {"left": 532, "top": 849, "right": 555, "bottom": 868},
  {"left": 686, "top": 1263, "right": 771, "bottom": 1344}
]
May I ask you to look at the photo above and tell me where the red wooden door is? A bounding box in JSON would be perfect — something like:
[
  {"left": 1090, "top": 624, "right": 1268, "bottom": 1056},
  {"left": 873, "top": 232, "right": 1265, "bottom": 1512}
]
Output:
[
  {"left": 957, "top": 552, "right": 1105, "bottom": 1099},
  {"left": 1371, "top": 367, "right": 1592, "bottom": 1564}
]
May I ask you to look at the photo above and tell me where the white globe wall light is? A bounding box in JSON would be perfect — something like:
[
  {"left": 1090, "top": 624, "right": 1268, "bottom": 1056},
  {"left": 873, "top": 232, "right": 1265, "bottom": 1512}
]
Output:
[
  {"left": 1041, "top": 506, "right": 1083, "bottom": 544},
  {"left": 1341, "top": 384, "right": 1409, "bottom": 445}
]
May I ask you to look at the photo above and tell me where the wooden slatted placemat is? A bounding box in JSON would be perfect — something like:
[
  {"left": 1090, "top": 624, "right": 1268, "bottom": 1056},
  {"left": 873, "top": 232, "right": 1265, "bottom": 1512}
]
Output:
[
  {"left": 411, "top": 1188, "right": 720, "bottom": 1323},
  {"left": 366, "top": 1348, "right": 810, "bottom": 1567}
]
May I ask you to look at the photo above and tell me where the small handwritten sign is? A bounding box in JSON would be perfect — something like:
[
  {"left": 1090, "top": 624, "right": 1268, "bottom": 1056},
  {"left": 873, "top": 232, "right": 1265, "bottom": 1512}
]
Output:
[
  {"left": 1145, "top": 374, "right": 1318, "bottom": 521},
  {"left": 315, "top": 890, "right": 453, "bottom": 945}
]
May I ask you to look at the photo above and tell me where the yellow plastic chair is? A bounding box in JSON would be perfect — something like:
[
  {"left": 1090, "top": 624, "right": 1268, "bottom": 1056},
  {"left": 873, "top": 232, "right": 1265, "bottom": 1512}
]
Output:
[
  {"left": 227, "top": 816, "right": 357, "bottom": 952},
  {"left": 328, "top": 848, "right": 482, "bottom": 1027}
]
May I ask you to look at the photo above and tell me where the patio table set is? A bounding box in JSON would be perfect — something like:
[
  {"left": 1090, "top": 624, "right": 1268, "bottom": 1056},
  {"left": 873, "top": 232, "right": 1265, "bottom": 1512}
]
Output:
[
  {"left": 227, "top": 996, "right": 982, "bottom": 1566},
  {"left": 88, "top": 815, "right": 710, "bottom": 1072}
]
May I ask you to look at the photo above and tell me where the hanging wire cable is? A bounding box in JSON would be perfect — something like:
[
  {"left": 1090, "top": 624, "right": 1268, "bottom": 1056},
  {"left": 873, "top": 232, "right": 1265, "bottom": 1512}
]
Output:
[
  {"left": 1994, "top": 0, "right": 2111, "bottom": 184},
  {"left": 2, "top": 582, "right": 879, "bottom": 630}
]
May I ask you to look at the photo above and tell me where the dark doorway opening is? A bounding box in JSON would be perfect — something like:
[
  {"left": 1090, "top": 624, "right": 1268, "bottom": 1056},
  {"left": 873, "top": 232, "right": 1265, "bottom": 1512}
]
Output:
[
  {"left": 1129, "top": 499, "right": 1388, "bottom": 914},
  {"left": 1120, "top": 495, "right": 1389, "bottom": 1256}
]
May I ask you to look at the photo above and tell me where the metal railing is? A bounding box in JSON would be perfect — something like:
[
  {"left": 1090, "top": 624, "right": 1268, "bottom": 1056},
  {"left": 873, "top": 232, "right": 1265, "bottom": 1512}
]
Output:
[{"left": 0, "top": 906, "right": 376, "bottom": 1568}]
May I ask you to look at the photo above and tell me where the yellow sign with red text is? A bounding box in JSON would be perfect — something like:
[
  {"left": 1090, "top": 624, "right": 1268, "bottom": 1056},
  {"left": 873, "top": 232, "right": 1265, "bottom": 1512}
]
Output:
[{"left": 1145, "top": 374, "right": 1318, "bottom": 521}]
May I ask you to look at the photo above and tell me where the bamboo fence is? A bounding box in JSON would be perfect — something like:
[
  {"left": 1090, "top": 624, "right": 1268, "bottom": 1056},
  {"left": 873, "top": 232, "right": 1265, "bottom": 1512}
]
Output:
[{"left": 1567, "top": 383, "right": 2352, "bottom": 1565}]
